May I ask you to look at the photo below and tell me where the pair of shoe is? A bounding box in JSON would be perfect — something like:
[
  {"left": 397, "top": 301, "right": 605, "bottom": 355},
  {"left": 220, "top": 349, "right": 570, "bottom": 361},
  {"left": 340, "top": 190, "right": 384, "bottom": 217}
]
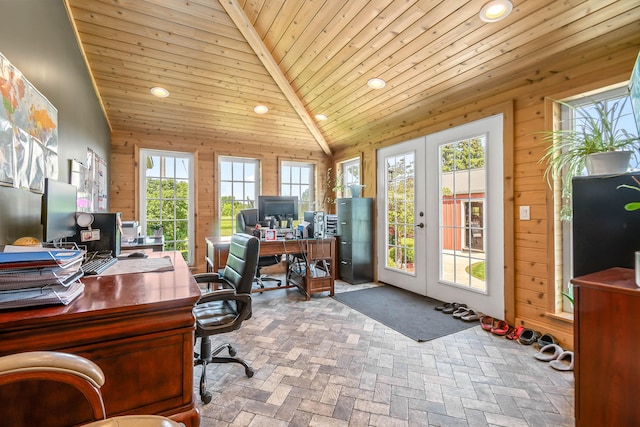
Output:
[
  {"left": 518, "top": 329, "right": 541, "bottom": 345},
  {"left": 452, "top": 306, "right": 480, "bottom": 322},
  {"left": 534, "top": 344, "right": 574, "bottom": 371},
  {"left": 435, "top": 302, "right": 466, "bottom": 314},
  {"left": 479, "top": 316, "right": 511, "bottom": 335},
  {"left": 506, "top": 326, "right": 525, "bottom": 340}
]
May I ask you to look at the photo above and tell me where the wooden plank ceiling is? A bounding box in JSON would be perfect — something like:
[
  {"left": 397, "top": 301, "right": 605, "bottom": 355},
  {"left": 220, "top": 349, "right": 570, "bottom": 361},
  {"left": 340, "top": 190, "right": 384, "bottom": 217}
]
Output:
[{"left": 65, "top": 0, "right": 640, "bottom": 156}]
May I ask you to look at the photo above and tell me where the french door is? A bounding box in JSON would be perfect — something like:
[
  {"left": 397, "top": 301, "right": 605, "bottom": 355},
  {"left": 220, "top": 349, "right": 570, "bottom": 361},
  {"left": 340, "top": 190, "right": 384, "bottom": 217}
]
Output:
[{"left": 376, "top": 115, "right": 504, "bottom": 318}]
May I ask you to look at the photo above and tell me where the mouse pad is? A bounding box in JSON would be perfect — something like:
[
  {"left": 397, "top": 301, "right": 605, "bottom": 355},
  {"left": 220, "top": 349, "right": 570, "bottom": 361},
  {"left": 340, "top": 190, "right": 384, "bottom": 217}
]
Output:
[{"left": 97, "top": 256, "right": 174, "bottom": 276}]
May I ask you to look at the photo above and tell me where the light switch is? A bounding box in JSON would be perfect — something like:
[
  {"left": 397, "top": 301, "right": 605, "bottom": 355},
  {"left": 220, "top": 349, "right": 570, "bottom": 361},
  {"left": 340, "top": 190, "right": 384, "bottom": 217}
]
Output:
[{"left": 519, "top": 206, "right": 530, "bottom": 221}]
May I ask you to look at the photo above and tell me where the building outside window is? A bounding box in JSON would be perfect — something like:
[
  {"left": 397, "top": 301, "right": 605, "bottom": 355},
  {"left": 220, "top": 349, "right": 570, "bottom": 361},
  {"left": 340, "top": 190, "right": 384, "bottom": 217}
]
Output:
[
  {"left": 139, "top": 149, "right": 194, "bottom": 263},
  {"left": 219, "top": 157, "right": 259, "bottom": 236}
]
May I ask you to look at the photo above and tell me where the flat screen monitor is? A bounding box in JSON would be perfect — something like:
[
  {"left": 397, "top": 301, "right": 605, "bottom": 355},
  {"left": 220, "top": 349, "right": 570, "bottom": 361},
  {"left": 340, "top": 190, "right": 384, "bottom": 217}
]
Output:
[
  {"left": 258, "top": 195, "right": 298, "bottom": 223},
  {"left": 42, "top": 178, "right": 77, "bottom": 243}
]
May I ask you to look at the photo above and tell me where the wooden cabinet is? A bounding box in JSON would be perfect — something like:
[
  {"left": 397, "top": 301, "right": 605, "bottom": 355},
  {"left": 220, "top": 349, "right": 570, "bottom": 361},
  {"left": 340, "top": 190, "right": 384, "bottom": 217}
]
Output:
[
  {"left": 337, "top": 198, "right": 373, "bottom": 284},
  {"left": 571, "top": 267, "right": 640, "bottom": 427}
]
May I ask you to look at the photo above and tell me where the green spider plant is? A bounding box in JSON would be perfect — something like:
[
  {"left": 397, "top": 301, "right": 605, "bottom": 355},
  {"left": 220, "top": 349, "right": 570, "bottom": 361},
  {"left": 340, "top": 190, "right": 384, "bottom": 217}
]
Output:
[{"left": 538, "top": 98, "right": 640, "bottom": 220}]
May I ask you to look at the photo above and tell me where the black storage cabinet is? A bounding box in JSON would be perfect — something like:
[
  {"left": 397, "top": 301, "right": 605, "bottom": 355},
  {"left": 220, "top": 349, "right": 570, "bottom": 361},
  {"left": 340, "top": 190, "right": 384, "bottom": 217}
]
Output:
[
  {"left": 572, "top": 172, "right": 640, "bottom": 277},
  {"left": 337, "top": 197, "right": 373, "bottom": 284}
]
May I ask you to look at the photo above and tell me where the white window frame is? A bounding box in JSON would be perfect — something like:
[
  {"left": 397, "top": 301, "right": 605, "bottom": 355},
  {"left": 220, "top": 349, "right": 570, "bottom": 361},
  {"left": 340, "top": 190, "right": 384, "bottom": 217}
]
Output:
[
  {"left": 139, "top": 149, "right": 195, "bottom": 264},
  {"left": 558, "top": 86, "right": 636, "bottom": 313},
  {"left": 281, "top": 161, "right": 314, "bottom": 217},
  {"left": 339, "top": 157, "right": 361, "bottom": 197},
  {"left": 219, "top": 156, "right": 260, "bottom": 236}
]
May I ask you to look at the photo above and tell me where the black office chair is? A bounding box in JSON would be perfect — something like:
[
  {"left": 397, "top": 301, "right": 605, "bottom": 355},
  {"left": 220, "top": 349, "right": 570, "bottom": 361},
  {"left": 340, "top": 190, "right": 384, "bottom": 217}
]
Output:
[
  {"left": 193, "top": 233, "right": 260, "bottom": 404},
  {"left": 236, "top": 208, "right": 282, "bottom": 288}
]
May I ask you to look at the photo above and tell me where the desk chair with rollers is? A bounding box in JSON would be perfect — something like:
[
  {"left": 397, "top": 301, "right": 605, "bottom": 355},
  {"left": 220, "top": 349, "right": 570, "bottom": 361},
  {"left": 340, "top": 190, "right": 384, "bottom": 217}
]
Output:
[
  {"left": 0, "top": 351, "right": 182, "bottom": 427},
  {"left": 193, "top": 232, "right": 260, "bottom": 404},
  {"left": 236, "top": 208, "right": 282, "bottom": 289}
]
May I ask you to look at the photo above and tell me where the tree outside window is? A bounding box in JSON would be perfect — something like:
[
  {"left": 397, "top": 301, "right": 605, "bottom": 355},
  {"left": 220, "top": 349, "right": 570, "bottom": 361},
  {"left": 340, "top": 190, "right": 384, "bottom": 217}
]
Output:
[
  {"left": 281, "top": 161, "right": 314, "bottom": 220},
  {"left": 140, "top": 150, "right": 194, "bottom": 263},
  {"left": 219, "top": 157, "right": 259, "bottom": 236}
]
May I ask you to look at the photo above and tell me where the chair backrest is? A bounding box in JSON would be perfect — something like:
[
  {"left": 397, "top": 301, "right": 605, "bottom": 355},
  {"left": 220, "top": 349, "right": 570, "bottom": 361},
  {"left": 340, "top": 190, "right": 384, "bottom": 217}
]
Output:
[
  {"left": 236, "top": 209, "right": 259, "bottom": 234},
  {"left": 0, "top": 351, "right": 183, "bottom": 426},
  {"left": 221, "top": 233, "right": 260, "bottom": 295}
]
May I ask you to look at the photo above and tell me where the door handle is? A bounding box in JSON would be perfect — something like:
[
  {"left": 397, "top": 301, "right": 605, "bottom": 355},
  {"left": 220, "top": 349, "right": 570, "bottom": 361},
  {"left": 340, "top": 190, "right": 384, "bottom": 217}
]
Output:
[{"left": 415, "top": 223, "right": 424, "bottom": 228}]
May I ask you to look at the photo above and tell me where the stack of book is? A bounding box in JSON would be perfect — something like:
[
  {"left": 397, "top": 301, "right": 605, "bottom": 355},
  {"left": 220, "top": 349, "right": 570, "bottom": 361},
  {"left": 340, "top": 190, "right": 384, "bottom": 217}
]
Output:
[{"left": 0, "top": 248, "right": 85, "bottom": 309}]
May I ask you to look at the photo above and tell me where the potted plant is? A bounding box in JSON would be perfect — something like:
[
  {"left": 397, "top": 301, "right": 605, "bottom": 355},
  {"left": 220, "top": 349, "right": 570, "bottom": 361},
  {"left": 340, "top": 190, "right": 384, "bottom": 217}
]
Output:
[
  {"left": 538, "top": 97, "right": 640, "bottom": 219},
  {"left": 319, "top": 167, "right": 344, "bottom": 207},
  {"left": 151, "top": 224, "right": 163, "bottom": 238}
]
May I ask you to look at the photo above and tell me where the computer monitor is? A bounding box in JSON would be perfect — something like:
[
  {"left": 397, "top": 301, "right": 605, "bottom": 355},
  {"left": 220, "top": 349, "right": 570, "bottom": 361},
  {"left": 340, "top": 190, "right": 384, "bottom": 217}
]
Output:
[
  {"left": 258, "top": 195, "right": 298, "bottom": 227},
  {"left": 42, "top": 178, "right": 77, "bottom": 243}
]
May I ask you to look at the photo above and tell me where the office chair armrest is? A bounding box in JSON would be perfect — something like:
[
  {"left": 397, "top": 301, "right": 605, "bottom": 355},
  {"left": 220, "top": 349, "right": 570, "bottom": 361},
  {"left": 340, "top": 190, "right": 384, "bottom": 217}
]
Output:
[
  {"left": 193, "top": 272, "right": 221, "bottom": 283},
  {"left": 197, "top": 288, "right": 236, "bottom": 304}
]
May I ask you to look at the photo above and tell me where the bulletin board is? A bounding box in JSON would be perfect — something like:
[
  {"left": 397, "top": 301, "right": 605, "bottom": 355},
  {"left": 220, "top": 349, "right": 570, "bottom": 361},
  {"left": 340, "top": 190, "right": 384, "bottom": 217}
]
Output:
[{"left": 70, "top": 148, "right": 107, "bottom": 212}]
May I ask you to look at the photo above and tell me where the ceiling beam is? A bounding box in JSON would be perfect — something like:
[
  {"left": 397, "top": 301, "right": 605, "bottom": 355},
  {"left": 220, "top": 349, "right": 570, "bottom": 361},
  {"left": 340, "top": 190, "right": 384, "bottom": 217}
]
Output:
[{"left": 218, "top": 0, "right": 332, "bottom": 156}]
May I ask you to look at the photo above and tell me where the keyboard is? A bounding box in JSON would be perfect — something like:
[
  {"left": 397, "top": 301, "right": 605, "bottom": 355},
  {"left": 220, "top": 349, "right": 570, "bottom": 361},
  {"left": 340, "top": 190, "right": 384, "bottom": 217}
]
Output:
[{"left": 82, "top": 256, "right": 118, "bottom": 276}]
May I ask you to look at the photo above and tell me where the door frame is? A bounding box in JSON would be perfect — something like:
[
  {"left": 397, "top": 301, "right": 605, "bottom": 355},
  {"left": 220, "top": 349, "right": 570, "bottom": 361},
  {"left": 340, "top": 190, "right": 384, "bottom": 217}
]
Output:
[{"left": 371, "top": 102, "right": 514, "bottom": 321}]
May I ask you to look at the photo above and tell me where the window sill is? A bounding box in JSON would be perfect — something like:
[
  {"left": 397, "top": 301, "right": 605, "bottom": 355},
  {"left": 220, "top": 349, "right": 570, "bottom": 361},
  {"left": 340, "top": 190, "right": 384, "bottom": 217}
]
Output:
[{"left": 546, "top": 311, "right": 574, "bottom": 324}]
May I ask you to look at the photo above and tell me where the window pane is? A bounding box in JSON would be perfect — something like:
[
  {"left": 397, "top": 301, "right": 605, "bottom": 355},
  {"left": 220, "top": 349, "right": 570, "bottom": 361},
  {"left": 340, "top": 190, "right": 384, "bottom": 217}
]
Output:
[
  {"left": 140, "top": 150, "right": 194, "bottom": 264},
  {"left": 219, "top": 157, "right": 260, "bottom": 235},
  {"left": 439, "top": 138, "right": 486, "bottom": 292}
]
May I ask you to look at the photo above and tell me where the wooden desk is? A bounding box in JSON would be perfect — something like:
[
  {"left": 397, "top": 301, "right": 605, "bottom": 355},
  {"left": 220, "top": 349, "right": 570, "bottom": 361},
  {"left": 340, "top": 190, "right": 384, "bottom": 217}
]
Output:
[
  {"left": 571, "top": 267, "right": 640, "bottom": 427},
  {"left": 206, "top": 236, "right": 336, "bottom": 300},
  {"left": 0, "top": 251, "right": 201, "bottom": 427}
]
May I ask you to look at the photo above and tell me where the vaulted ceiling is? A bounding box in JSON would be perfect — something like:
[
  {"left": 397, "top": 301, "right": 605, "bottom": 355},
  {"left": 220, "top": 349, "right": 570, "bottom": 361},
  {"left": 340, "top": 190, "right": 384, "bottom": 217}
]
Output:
[{"left": 64, "top": 0, "right": 640, "bottom": 157}]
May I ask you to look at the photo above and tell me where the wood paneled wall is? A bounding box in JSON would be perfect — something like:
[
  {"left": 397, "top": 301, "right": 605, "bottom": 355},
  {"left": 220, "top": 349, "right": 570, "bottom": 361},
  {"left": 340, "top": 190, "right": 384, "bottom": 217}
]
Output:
[
  {"left": 110, "top": 131, "right": 330, "bottom": 272},
  {"left": 110, "top": 45, "right": 638, "bottom": 350},
  {"left": 332, "top": 45, "right": 640, "bottom": 350}
]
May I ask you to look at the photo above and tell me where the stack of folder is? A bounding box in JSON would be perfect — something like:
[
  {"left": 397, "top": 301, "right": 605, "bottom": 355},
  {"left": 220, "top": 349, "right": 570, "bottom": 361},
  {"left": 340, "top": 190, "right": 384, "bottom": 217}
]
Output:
[{"left": 0, "top": 248, "right": 85, "bottom": 309}]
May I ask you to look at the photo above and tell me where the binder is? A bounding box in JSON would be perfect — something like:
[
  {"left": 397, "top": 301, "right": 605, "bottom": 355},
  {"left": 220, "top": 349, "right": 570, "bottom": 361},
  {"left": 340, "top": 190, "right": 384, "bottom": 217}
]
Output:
[{"left": 0, "top": 250, "right": 84, "bottom": 270}]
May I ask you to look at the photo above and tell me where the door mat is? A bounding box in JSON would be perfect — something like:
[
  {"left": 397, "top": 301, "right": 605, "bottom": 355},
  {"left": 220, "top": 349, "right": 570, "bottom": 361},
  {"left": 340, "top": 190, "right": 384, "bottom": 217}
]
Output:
[{"left": 334, "top": 285, "right": 477, "bottom": 342}]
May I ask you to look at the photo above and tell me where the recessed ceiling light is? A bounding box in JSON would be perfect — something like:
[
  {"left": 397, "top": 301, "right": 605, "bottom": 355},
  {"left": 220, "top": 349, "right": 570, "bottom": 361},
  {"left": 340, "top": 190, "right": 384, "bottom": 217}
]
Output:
[
  {"left": 254, "top": 105, "right": 269, "bottom": 114},
  {"left": 150, "top": 86, "right": 169, "bottom": 98},
  {"left": 367, "top": 78, "right": 386, "bottom": 89},
  {"left": 479, "top": 0, "right": 513, "bottom": 22},
  {"left": 315, "top": 114, "right": 328, "bottom": 121}
]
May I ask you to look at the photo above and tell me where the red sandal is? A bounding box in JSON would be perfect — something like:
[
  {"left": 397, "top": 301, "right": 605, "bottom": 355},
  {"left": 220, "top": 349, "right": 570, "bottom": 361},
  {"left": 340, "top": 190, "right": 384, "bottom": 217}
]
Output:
[
  {"left": 491, "top": 320, "right": 510, "bottom": 336},
  {"left": 480, "top": 315, "right": 494, "bottom": 331},
  {"left": 506, "top": 326, "right": 525, "bottom": 340}
]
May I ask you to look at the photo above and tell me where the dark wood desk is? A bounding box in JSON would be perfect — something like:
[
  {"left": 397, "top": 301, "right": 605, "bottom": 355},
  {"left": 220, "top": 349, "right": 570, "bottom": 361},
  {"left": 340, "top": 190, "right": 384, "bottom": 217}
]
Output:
[
  {"left": 0, "top": 251, "right": 201, "bottom": 427},
  {"left": 205, "top": 236, "right": 336, "bottom": 300}
]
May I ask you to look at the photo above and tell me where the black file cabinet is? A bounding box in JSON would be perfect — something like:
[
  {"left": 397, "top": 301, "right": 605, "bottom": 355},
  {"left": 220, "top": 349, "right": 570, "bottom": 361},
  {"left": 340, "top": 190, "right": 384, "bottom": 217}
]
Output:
[{"left": 337, "top": 197, "right": 373, "bottom": 284}]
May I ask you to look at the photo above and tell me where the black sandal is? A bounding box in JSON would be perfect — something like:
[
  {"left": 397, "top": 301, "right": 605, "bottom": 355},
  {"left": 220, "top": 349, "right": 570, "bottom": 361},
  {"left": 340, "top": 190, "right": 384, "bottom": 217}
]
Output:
[{"left": 518, "top": 329, "right": 541, "bottom": 345}]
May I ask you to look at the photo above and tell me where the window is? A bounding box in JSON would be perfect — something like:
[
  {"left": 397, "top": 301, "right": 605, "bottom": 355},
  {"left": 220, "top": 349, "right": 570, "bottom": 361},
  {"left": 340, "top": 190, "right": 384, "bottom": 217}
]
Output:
[
  {"left": 219, "top": 157, "right": 259, "bottom": 236},
  {"left": 139, "top": 149, "right": 194, "bottom": 263},
  {"left": 439, "top": 137, "right": 487, "bottom": 292},
  {"left": 340, "top": 158, "right": 361, "bottom": 197},
  {"left": 556, "top": 87, "right": 636, "bottom": 312},
  {"left": 281, "top": 161, "right": 314, "bottom": 216}
]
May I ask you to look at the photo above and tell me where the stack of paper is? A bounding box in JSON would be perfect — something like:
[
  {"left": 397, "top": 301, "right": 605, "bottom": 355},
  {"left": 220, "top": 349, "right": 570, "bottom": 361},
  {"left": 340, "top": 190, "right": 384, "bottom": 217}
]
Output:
[{"left": 0, "top": 248, "right": 85, "bottom": 309}]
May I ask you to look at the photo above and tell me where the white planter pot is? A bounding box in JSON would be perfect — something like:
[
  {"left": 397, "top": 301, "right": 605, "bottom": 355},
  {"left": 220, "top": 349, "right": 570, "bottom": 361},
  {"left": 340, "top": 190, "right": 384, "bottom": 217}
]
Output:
[{"left": 586, "top": 151, "right": 632, "bottom": 175}]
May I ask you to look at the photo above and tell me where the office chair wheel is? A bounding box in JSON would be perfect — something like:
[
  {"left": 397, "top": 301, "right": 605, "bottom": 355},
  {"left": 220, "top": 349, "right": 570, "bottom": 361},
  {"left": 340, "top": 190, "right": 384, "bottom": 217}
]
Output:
[
  {"left": 245, "top": 367, "right": 255, "bottom": 378},
  {"left": 228, "top": 347, "right": 237, "bottom": 357},
  {"left": 199, "top": 375, "right": 213, "bottom": 404}
]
